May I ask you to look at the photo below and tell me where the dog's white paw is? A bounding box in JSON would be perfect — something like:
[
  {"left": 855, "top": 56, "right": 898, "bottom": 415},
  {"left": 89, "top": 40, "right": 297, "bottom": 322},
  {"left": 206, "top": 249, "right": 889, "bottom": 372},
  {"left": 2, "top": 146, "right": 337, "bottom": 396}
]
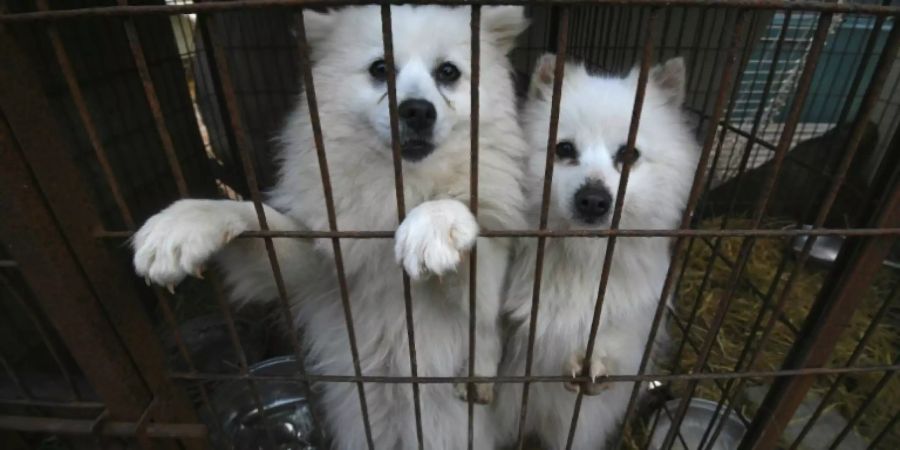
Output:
[
  {"left": 563, "top": 352, "right": 610, "bottom": 396},
  {"left": 454, "top": 382, "right": 494, "bottom": 405},
  {"left": 132, "top": 200, "right": 251, "bottom": 290},
  {"left": 394, "top": 199, "right": 478, "bottom": 280}
]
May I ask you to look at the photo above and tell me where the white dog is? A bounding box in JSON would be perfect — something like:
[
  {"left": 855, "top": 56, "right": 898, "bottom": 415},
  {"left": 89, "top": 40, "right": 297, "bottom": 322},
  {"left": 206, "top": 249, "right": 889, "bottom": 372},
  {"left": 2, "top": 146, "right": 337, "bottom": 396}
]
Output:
[
  {"left": 132, "top": 6, "right": 529, "bottom": 449},
  {"left": 494, "top": 55, "right": 698, "bottom": 449}
]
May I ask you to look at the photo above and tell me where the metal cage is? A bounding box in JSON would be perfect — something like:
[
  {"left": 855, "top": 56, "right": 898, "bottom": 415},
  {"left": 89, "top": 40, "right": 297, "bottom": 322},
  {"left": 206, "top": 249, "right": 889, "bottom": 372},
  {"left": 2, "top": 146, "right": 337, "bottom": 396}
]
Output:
[{"left": 1, "top": 1, "right": 899, "bottom": 449}]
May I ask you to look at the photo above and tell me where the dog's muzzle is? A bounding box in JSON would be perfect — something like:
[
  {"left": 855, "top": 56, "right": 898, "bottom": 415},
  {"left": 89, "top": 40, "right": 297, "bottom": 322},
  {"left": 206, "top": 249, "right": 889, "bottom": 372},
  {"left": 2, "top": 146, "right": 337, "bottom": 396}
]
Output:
[
  {"left": 573, "top": 182, "right": 613, "bottom": 225},
  {"left": 398, "top": 99, "right": 436, "bottom": 162},
  {"left": 400, "top": 138, "right": 435, "bottom": 162}
]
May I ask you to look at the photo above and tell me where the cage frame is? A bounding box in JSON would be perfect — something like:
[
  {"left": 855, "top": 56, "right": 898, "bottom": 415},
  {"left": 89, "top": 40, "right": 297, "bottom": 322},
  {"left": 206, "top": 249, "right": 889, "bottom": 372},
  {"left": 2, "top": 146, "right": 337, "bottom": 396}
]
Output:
[{"left": 1, "top": 1, "right": 899, "bottom": 450}]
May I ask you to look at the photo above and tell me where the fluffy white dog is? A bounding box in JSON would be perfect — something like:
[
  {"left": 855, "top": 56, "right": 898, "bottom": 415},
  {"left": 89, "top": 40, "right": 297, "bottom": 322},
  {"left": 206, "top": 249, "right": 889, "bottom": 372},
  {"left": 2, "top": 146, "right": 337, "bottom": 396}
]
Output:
[
  {"left": 132, "top": 6, "right": 528, "bottom": 449},
  {"left": 494, "top": 55, "right": 698, "bottom": 450}
]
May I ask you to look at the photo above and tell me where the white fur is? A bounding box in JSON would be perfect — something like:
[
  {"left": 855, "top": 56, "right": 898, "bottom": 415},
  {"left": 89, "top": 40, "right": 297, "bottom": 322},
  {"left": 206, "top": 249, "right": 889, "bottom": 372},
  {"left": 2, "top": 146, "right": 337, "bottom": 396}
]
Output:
[
  {"left": 133, "top": 5, "right": 528, "bottom": 450},
  {"left": 493, "top": 56, "right": 698, "bottom": 449}
]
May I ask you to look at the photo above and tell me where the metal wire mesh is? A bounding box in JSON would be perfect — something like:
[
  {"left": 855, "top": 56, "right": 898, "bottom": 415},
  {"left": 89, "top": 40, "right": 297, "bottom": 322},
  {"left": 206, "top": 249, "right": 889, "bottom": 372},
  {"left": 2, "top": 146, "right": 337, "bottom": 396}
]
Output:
[{"left": 1, "top": 1, "right": 899, "bottom": 450}]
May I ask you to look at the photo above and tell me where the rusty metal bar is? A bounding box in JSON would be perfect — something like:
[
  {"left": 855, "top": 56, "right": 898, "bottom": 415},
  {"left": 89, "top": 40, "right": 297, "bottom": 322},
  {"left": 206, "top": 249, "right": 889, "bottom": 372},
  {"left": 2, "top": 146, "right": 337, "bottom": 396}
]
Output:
[
  {"left": 563, "top": 10, "right": 658, "bottom": 450},
  {"left": 599, "top": 5, "right": 616, "bottom": 68},
  {"left": 682, "top": 12, "right": 798, "bottom": 448},
  {"left": 659, "top": 13, "right": 834, "bottom": 449},
  {"left": 0, "top": 398, "right": 105, "bottom": 410},
  {"left": 467, "top": 5, "right": 481, "bottom": 450},
  {"left": 209, "top": 275, "right": 279, "bottom": 448},
  {"left": 867, "top": 409, "right": 900, "bottom": 450},
  {"left": 582, "top": 5, "right": 602, "bottom": 65},
  {"left": 204, "top": 8, "right": 375, "bottom": 448},
  {"left": 292, "top": 8, "right": 344, "bottom": 443},
  {"left": 613, "top": 11, "right": 752, "bottom": 449},
  {"left": 685, "top": 7, "right": 716, "bottom": 116},
  {"left": 0, "top": 273, "right": 82, "bottom": 401},
  {"left": 786, "top": 282, "right": 899, "bottom": 450},
  {"left": 0, "top": 415, "right": 207, "bottom": 439},
  {"left": 117, "top": 0, "right": 189, "bottom": 195},
  {"left": 795, "top": 13, "right": 887, "bottom": 224},
  {"left": 134, "top": 396, "right": 158, "bottom": 450},
  {"left": 378, "top": 4, "right": 424, "bottom": 448},
  {"left": 96, "top": 226, "right": 900, "bottom": 239},
  {"left": 670, "top": 7, "right": 782, "bottom": 377},
  {"left": 111, "top": 11, "right": 239, "bottom": 443},
  {"left": 167, "top": 363, "right": 900, "bottom": 384},
  {"left": 739, "top": 23, "right": 900, "bottom": 450},
  {"left": 515, "top": 8, "right": 570, "bottom": 449},
  {"left": 0, "top": 29, "right": 201, "bottom": 429},
  {"left": 3, "top": 0, "right": 900, "bottom": 23},
  {"left": 698, "top": 15, "right": 899, "bottom": 449},
  {"left": 34, "top": 0, "right": 135, "bottom": 228},
  {"left": 826, "top": 355, "right": 900, "bottom": 450},
  {"left": 0, "top": 353, "right": 31, "bottom": 400},
  {"left": 27, "top": 3, "right": 221, "bottom": 441},
  {"left": 0, "top": 114, "right": 148, "bottom": 419}
]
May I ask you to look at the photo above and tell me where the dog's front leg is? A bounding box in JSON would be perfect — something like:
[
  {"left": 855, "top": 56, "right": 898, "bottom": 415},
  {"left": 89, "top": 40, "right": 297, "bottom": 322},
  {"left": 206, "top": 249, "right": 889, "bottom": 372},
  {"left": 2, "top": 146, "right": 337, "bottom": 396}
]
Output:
[
  {"left": 454, "top": 239, "right": 507, "bottom": 405},
  {"left": 454, "top": 318, "right": 502, "bottom": 405},
  {"left": 132, "top": 199, "right": 315, "bottom": 303},
  {"left": 393, "top": 199, "right": 478, "bottom": 280}
]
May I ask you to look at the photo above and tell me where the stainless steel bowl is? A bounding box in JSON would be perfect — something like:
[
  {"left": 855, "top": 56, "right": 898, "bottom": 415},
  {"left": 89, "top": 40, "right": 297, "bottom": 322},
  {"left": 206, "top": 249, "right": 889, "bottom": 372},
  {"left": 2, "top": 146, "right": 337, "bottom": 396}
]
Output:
[
  {"left": 648, "top": 398, "right": 746, "bottom": 450},
  {"left": 791, "top": 224, "right": 900, "bottom": 269},
  {"left": 205, "top": 356, "right": 320, "bottom": 450},
  {"left": 791, "top": 225, "right": 844, "bottom": 267}
]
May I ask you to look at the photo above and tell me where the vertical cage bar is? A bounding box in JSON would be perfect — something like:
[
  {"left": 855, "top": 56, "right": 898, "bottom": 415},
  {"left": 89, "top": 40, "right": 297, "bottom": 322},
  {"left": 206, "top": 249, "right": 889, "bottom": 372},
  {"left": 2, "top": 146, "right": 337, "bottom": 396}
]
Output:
[
  {"left": 740, "top": 21, "right": 900, "bottom": 450},
  {"left": 686, "top": 13, "right": 795, "bottom": 449},
  {"left": 659, "top": 13, "right": 834, "bottom": 450},
  {"left": 292, "top": 8, "right": 352, "bottom": 444},
  {"left": 699, "top": 13, "right": 898, "bottom": 449},
  {"left": 670, "top": 11, "right": 792, "bottom": 376},
  {"left": 1, "top": 22, "right": 202, "bottom": 438},
  {"left": 514, "top": 8, "right": 569, "bottom": 450},
  {"left": 867, "top": 409, "right": 900, "bottom": 450},
  {"left": 117, "top": 0, "right": 189, "bottom": 195},
  {"left": 0, "top": 273, "right": 81, "bottom": 401},
  {"left": 787, "top": 282, "right": 899, "bottom": 450},
  {"left": 466, "top": 6, "right": 481, "bottom": 450},
  {"left": 99, "top": 3, "right": 280, "bottom": 444},
  {"left": 563, "top": 10, "right": 658, "bottom": 450},
  {"left": 0, "top": 117, "right": 149, "bottom": 419},
  {"left": 0, "top": 353, "right": 32, "bottom": 400},
  {"left": 33, "top": 0, "right": 135, "bottom": 228},
  {"left": 826, "top": 358, "right": 899, "bottom": 450},
  {"left": 378, "top": 5, "right": 424, "bottom": 449},
  {"left": 203, "top": 10, "right": 377, "bottom": 449},
  {"left": 613, "top": 11, "right": 751, "bottom": 449}
]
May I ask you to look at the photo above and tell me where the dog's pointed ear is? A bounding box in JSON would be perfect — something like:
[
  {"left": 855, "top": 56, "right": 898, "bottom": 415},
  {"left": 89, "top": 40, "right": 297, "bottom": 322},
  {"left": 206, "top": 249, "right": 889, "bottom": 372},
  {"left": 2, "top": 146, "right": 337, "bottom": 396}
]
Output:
[
  {"left": 482, "top": 6, "right": 529, "bottom": 53},
  {"left": 301, "top": 9, "right": 337, "bottom": 47},
  {"left": 529, "top": 53, "right": 558, "bottom": 101},
  {"left": 649, "top": 57, "right": 686, "bottom": 106}
]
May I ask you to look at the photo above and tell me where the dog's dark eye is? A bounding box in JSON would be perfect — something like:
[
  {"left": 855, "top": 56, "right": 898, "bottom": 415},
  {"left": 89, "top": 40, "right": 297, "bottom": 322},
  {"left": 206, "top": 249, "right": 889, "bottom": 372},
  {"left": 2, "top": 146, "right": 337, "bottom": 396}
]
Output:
[
  {"left": 555, "top": 141, "right": 578, "bottom": 161},
  {"left": 369, "top": 59, "right": 387, "bottom": 81},
  {"left": 614, "top": 144, "right": 641, "bottom": 168},
  {"left": 434, "top": 62, "right": 461, "bottom": 84}
]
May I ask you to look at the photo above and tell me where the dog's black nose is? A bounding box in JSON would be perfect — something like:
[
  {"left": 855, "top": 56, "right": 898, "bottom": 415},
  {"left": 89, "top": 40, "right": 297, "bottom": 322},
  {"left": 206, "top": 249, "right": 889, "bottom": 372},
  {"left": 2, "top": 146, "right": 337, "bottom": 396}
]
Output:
[
  {"left": 574, "top": 184, "right": 612, "bottom": 222},
  {"left": 398, "top": 99, "right": 436, "bottom": 132}
]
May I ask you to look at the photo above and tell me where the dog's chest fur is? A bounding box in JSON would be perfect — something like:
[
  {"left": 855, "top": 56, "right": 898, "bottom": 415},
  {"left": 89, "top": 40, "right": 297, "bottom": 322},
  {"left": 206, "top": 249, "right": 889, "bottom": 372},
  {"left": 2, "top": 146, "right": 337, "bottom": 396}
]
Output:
[{"left": 506, "top": 236, "right": 670, "bottom": 373}]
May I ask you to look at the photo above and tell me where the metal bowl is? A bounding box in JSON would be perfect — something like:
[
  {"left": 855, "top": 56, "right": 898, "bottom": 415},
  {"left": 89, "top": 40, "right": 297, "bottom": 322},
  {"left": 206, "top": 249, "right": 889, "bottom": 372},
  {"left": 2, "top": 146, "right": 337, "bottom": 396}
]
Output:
[
  {"left": 791, "top": 224, "right": 900, "bottom": 269},
  {"left": 205, "top": 356, "right": 321, "bottom": 450},
  {"left": 648, "top": 398, "right": 746, "bottom": 450},
  {"left": 791, "top": 225, "right": 844, "bottom": 267}
]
